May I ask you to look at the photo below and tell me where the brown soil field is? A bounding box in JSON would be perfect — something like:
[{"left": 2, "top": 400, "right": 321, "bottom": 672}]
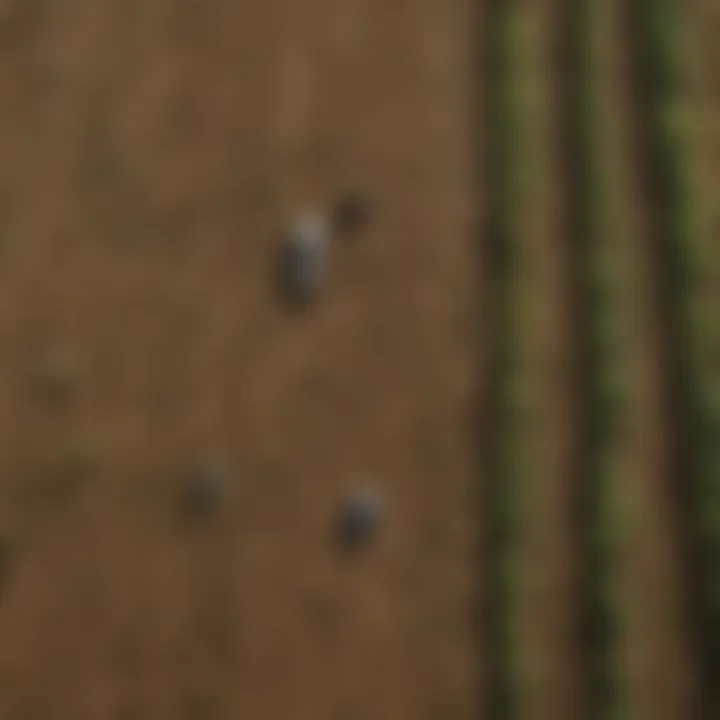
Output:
[
  {"left": 0, "top": 0, "right": 479, "bottom": 717},
  {"left": 0, "top": 0, "right": 716, "bottom": 718}
]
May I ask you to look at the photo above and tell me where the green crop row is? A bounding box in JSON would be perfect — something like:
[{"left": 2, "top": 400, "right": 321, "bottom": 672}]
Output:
[
  {"left": 482, "top": 3, "right": 534, "bottom": 718},
  {"left": 631, "top": 0, "right": 720, "bottom": 699},
  {"left": 565, "top": 1, "right": 631, "bottom": 718}
]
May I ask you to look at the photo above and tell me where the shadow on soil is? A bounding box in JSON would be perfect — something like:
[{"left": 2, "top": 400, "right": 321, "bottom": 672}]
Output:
[
  {"left": 555, "top": 1, "right": 616, "bottom": 715},
  {"left": 0, "top": 535, "right": 17, "bottom": 605},
  {"left": 471, "top": 2, "right": 521, "bottom": 718}
]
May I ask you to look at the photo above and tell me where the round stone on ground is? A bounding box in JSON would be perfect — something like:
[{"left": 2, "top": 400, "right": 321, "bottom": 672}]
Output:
[
  {"left": 332, "top": 191, "right": 372, "bottom": 235},
  {"left": 338, "top": 488, "right": 384, "bottom": 549},
  {"left": 183, "top": 461, "right": 228, "bottom": 517},
  {"left": 282, "top": 210, "right": 330, "bottom": 303}
]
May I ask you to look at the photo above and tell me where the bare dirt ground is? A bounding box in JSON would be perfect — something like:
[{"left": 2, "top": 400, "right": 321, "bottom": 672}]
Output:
[{"left": 0, "top": 0, "right": 478, "bottom": 717}]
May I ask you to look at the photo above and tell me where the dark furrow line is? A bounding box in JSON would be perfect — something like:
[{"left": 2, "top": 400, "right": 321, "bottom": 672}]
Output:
[
  {"left": 555, "top": 0, "right": 614, "bottom": 716},
  {"left": 475, "top": 1, "right": 523, "bottom": 718},
  {"left": 609, "top": 0, "right": 699, "bottom": 716},
  {"left": 621, "top": 2, "right": 715, "bottom": 715},
  {"left": 471, "top": 0, "right": 493, "bottom": 714}
]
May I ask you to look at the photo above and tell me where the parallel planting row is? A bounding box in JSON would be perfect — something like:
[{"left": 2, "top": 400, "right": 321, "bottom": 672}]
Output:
[
  {"left": 480, "top": 3, "right": 528, "bottom": 716},
  {"left": 481, "top": 0, "right": 629, "bottom": 716},
  {"left": 561, "top": 0, "right": 629, "bottom": 716},
  {"left": 480, "top": 0, "right": 715, "bottom": 717},
  {"left": 629, "top": 0, "right": 720, "bottom": 708}
]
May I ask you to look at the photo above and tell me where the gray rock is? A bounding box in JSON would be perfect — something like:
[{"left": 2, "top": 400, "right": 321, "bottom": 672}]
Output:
[
  {"left": 183, "top": 461, "right": 227, "bottom": 516},
  {"left": 332, "top": 190, "right": 372, "bottom": 235},
  {"left": 282, "top": 211, "right": 330, "bottom": 301},
  {"left": 339, "top": 489, "right": 384, "bottom": 547}
]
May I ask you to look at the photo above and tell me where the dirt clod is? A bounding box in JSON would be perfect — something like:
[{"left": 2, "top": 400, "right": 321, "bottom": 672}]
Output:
[
  {"left": 332, "top": 191, "right": 373, "bottom": 236},
  {"left": 181, "top": 461, "right": 228, "bottom": 518},
  {"left": 277, "top": 210, "right": 330, "bottom": 306},
  {"left": 0, "top": 534, "right": 16, "bottom": 601},
  {"left": 336, "top": 488, "right": 385, "bottom": 550}
]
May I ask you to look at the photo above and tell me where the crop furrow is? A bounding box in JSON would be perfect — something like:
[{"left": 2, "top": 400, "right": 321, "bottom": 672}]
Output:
[
  {"left": 478, "top": 1, "right": 535, "bottom": 717},
  {"left": 558, "top": 0, "right": 633, "bottom": 717},
  {"left": 625, "top": 0, "right": 720, "bottom": 712}
]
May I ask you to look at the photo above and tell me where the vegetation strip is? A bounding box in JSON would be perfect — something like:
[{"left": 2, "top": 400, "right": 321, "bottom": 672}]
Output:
[
  {"left": 560, "top": 0, "right": 630, "bottom": 717},
  {"left": 628, "top": 0, "right": 720, "bottom": 706},
  {"left": 480, "top": 2, "right": 534, "bottom": 718}
]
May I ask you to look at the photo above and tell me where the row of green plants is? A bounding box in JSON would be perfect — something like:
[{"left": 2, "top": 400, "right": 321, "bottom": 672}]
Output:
[
  {"left": 564, "top": 1, "right": 631, "bottom": 717},
  {"left": 630, "top": 0, "right": 720, "bottom": 700},
  {"left": 483, "top": 1, "right": 634, "bottom": 716},
  {"left": 482, "top": 2, "right": 533, "bottom": 718}
]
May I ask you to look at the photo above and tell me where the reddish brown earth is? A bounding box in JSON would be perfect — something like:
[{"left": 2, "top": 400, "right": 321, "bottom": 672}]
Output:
[
  {"left": 0, "top": 0, "right": 714, "bottom": 717},
  {"left": 0, "top": 0, "right": 478, "bottom": 717}
]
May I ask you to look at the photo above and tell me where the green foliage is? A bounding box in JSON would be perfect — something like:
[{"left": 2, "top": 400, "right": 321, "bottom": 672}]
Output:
[
  {"left": 567, "top": 0, "right": 631, "bottom": 717},
  {"left": 633, "top": 0, "right": 720, "bottom": 694},
  {"left": 484, "top": 4, "right": 533, "bottom": 718}
]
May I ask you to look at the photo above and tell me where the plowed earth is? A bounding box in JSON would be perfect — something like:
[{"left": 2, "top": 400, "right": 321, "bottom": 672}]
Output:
[{"left": 0, "top": 0, "right": 477, "bottom": 717}]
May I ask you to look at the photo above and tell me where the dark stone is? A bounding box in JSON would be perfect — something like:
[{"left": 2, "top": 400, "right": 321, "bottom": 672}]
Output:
[
  {"left": 331, "top": 191, "right": 373, "bottom": 236},
  {"left": 275, "top": 212, "right": 329, "bottom": 308},
  {"left": 181, "top": 462, "right": 227, "bottom": 518},
  {"left": 336, "top": 490, "right": 384, "bottom": 550}
]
